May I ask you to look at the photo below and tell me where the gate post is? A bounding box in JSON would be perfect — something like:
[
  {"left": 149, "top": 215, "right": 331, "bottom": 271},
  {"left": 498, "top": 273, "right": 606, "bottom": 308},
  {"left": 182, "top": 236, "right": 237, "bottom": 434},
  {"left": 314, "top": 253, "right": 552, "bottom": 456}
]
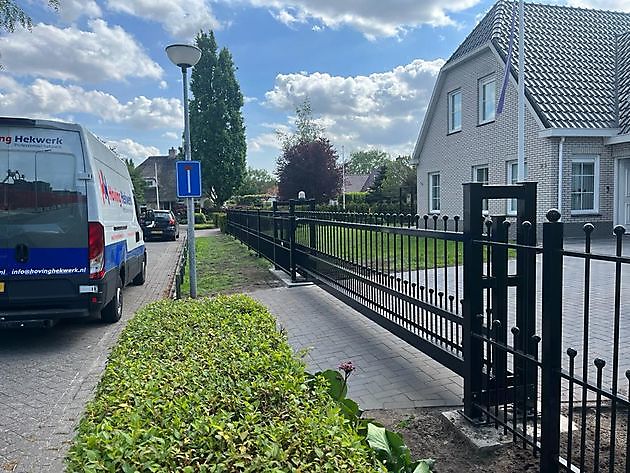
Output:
[
  {"left": 540, "top": 209, "right": 563, "bottom": 473},
  {"left": 516, "top": 182, "right": 538, "bottom": 413},
  {"left": 491, "top": 216, "right": 509, "bottom": 404},
  {"left": 462, "top": 182, "right": 484, "bottom": 421}
]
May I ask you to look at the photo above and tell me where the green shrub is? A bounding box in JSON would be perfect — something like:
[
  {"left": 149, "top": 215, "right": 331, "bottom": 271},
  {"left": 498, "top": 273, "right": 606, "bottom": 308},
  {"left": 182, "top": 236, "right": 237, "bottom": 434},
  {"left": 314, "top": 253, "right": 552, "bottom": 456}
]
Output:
[
  {"left": 194, "top": 212, "right": 207, "bottom": 224},
  {"left": 217, "top": 213, "right": 227, "bottom": 233},
  {"left": 67, "top": 296, "right": 378, "bottom": 472}
]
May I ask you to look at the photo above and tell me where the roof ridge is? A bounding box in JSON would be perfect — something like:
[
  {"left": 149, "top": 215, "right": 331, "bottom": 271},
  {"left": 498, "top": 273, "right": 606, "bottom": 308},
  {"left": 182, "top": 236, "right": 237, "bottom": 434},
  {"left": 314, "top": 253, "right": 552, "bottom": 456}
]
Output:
[{"left": 521, "top": 0, "right": 630, "bottom": 17}]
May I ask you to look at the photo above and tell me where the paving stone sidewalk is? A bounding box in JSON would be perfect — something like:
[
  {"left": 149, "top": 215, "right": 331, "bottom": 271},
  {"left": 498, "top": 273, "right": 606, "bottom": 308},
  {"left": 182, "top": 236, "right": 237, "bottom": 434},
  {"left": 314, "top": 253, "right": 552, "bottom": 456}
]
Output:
[
  {"left": 252, "top": 284, "right": 463, "bottom": 410},
  {"left": 0, "top": 235, "right": 186, "bottom": 473}
]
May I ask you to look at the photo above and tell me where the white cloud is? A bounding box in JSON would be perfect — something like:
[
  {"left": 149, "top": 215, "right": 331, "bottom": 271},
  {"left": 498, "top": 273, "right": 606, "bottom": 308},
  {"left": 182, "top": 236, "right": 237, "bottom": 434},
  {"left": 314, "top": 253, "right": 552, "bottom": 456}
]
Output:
[
  {"left": 106, "top": 138, "right": 161, "bottom": 165},
  {"left": 236, "top": 0, "right": 481, "bottom": 38},
  {"left": 263, "top": 58, "right": 445, "bottom": 156},
  {"left": 162, "top": 131, "right": 180, "bottom": 140},
  {"left": 0, "top": 20, "right": 162, "bottom": 83},
  {"left": 106, "top": 0, "right": 221, "bottom": 39},
  {"left": 247, "top": 132, "right": 282, "bottom": 153},
  {"left": 58, "top": 0, "right": 102, "bottom": 22},
  {"left": 565, "top": 0, "right": 630, "bottom": 10},
  {"left": 0, "top": 79, "right": 182, "bottom": 129}
]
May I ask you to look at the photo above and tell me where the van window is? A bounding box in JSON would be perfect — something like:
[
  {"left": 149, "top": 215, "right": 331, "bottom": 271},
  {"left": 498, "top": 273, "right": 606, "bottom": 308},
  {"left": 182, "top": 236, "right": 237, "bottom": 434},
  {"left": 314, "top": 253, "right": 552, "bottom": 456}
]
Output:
[{"left": 0, "top": 150, "right": 87, "bottom": 249}]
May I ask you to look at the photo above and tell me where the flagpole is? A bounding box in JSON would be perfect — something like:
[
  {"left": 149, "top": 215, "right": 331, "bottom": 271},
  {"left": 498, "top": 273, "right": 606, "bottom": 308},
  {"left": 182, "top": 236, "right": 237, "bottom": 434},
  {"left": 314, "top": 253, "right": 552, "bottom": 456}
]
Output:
[{"left": 518, "top": 0, "right": 525, "bottom": 181}]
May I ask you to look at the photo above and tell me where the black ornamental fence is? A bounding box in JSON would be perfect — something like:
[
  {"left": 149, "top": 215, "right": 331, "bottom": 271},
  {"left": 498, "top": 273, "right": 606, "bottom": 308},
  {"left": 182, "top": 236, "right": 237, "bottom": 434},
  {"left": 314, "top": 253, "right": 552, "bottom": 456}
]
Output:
[{"left": 226, "top": 183, "right": 630, "bottom": 472}]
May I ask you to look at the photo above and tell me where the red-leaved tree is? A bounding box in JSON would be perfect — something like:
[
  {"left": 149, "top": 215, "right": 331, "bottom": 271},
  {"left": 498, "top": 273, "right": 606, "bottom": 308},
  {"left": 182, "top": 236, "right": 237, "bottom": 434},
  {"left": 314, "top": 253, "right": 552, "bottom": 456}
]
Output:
[{"left": 277, "top": 138, "right": 342, "bottom": 203}]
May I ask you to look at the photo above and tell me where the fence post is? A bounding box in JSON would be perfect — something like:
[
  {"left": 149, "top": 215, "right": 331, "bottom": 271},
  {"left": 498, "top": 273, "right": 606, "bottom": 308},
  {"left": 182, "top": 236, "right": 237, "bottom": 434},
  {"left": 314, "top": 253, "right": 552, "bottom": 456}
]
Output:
[
  {"left": 272, "top": 201, "right": 280, "bottom": 269},
  {"left": 256, "top": 208, "right": 261, "bottom": 257},
  {"left": 540, "top": 209, "right": 563, "bottom": 473},
  {"left": 289, "top": 201, "right": 297, "bottom": 282},
  {"left": 309, "top": 199, "right": 317, "bottom": 255},
  {"left": 462, "top": 182, "right": 484, "bottom": 421}
]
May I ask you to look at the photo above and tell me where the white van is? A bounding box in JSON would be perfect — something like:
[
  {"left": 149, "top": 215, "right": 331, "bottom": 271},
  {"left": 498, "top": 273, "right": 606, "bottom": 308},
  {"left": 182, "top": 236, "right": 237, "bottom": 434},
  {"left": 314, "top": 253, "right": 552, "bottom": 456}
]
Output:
[{"left": 0, "top": 117, "right": 146, "bottom": 325}]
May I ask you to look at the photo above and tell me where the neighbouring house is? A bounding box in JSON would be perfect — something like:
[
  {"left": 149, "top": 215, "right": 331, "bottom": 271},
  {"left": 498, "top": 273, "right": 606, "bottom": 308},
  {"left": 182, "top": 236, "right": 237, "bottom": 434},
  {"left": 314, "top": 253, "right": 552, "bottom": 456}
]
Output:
[
  {"left": 137, "top": 147, "right": 179, "bottom": 210},
  {"left": 344, "top": 168, "right": 381, "bottom": 193},
  {"left": 412, "top": 0, "right": 630, "bottom": 236}
]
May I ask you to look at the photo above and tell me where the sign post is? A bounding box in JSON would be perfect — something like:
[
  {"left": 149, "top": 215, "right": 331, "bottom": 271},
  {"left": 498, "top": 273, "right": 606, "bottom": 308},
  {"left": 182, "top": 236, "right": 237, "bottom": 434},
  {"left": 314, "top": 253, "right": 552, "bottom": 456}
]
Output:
[{"left": 176, "top": 159, "right": 202, "bottom": 298}]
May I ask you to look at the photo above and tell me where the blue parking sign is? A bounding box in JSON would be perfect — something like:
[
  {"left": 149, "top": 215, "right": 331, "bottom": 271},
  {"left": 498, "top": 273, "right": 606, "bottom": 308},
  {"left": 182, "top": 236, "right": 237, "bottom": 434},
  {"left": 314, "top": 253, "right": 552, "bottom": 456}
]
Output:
[{"left": 176, "top": 161, "right": 202, "bottom": 198}]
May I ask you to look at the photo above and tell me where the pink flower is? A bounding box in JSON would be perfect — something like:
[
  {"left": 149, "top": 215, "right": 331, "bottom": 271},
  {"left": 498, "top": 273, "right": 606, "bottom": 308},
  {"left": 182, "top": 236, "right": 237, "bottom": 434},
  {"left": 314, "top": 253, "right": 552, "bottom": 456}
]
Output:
[{"left": 338, "top": 361, "right": 355, "bottom": 376}]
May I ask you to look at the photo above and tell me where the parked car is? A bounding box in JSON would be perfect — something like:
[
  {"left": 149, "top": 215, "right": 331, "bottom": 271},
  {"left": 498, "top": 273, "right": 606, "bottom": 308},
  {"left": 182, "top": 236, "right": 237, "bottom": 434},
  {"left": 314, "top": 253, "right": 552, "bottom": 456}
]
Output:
[
  {"left": 141, "top": 209, "right": 179, "bottom": 241},
  {"left": 0, "top": 117, "right": 147, "bottom": 326}
]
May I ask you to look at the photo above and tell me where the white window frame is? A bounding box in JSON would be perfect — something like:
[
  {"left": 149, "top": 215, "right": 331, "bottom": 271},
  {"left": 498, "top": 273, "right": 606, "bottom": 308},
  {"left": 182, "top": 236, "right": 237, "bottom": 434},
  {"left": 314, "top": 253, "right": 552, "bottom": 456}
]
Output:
[
  {"left": 447, "top": 89, "right": 462, "bottom": 133},
  {"left": 144, "top": 178, "right": 157, "bottom": 188},
  {"left": 507, "top": 160, "right": 518, "bottom": 215},
  {"left": 428, "top": 172, "right": 441, "bottom": 214},
  {"left": 478, "top": 75, "right": 496, "bottom": 125},
  {"left": 472, "top": 165, "right": 489, "bottom": 212},
  {"left": 570, "top": 156, "right": 600, "bottom": 215}
]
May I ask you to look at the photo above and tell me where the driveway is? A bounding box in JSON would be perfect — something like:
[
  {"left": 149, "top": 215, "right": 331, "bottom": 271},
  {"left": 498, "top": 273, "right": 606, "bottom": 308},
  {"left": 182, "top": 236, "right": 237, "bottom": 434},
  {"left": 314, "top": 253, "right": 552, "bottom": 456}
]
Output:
[{"left": 0, "top": 237, "right": 184, "bottom": 473}]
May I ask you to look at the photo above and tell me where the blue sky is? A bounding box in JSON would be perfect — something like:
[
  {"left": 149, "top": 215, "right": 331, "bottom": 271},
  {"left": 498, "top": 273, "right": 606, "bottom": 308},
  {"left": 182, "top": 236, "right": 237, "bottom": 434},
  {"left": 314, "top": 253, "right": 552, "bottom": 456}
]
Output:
[{"left": 0, "top": 0, "right": 624, "bottom": 172}]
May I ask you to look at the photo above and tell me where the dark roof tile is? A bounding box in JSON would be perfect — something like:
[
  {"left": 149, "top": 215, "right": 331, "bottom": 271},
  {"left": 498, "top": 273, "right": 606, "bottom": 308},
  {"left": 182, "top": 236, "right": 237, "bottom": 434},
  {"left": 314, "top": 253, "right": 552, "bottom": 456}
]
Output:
[{"left": 446, "top": 0, "right": 630, "bottom": 130}]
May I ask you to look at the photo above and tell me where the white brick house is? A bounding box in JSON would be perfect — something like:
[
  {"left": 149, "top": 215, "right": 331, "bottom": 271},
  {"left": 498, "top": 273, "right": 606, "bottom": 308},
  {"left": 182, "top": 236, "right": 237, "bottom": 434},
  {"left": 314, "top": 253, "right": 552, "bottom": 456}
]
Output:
[{"left": 412, "top": 0, "right": 630, "bottom": 236}]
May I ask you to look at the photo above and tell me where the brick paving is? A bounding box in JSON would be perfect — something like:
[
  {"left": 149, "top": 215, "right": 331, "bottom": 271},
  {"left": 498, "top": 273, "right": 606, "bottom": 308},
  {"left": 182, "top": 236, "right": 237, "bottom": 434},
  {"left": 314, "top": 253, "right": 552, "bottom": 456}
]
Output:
[
  {"left": 252, "top": 285, "right": 463, "bottom": 410},
  {"left": 0, "top": 235, "right": 185, "bottom": 473}
]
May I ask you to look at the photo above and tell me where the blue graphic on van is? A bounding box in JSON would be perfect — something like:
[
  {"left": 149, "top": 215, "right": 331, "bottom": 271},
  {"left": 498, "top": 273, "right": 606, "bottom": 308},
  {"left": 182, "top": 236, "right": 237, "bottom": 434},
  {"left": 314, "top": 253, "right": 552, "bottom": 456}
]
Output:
[{"left": 0, "top": 248, "right": 88, "bottom": 279}]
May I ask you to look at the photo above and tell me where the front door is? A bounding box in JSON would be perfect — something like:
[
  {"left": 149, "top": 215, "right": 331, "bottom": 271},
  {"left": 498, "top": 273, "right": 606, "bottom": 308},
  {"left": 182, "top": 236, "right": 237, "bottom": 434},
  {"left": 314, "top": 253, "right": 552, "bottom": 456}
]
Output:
[{"left": 618, "top": 158, "right": 630, "bottom": 228}]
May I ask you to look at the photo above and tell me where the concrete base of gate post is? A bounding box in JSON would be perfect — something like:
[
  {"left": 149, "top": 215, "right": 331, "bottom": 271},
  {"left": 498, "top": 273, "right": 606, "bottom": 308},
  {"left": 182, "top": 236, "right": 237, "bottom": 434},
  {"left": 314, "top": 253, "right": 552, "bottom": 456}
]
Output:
[
  {"left": 268, "top": 268, "right": 313, "bottom": 287},
  {"left": 441, "top": 410, "right": 513, "bottom": 453}
]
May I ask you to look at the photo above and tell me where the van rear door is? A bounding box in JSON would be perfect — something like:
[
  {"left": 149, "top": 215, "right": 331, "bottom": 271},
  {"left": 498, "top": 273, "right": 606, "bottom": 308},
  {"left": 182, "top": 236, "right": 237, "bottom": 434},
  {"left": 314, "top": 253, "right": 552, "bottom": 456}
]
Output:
[{"left": 0, "top": 125, "right": 89, "bottom": 312}]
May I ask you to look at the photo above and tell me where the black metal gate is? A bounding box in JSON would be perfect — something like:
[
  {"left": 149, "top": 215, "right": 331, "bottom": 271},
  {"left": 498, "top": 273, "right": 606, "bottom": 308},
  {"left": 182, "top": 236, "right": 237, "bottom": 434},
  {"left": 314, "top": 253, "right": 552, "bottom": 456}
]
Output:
[{"left": 226, "top": 183, "right": 630, "bottom": 472}]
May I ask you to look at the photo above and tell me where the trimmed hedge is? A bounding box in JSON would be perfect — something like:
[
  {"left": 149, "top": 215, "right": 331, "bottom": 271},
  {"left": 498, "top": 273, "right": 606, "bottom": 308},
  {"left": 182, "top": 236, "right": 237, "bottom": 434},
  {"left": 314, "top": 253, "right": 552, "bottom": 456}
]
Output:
[{"left": 67, "top": 296, "right": 379, "bottom": 472}]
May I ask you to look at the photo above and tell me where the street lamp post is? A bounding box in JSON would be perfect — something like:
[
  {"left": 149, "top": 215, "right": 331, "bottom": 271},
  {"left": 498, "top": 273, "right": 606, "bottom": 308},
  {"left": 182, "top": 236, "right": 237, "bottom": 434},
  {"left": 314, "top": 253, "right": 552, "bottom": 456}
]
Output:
[{"left": 166, "top": 43, "right": 202, "bottom": 298}]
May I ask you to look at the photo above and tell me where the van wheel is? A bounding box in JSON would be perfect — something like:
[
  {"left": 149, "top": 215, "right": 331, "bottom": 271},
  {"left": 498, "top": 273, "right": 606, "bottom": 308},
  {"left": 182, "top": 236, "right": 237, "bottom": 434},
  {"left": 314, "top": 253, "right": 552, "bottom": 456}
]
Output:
[
  {"left": 101, "top": 277, "right": 123, "bottom": 323},
  {"left": 132, "top": 256, "right": 147, "bottom": 286}
]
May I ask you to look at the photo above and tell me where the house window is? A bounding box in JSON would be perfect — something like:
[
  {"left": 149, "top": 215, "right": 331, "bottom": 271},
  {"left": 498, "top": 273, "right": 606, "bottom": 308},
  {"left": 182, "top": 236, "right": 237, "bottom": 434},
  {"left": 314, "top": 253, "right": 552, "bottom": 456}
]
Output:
[
  {"left": 429, "top": 172, "right": 441, "bottom": 213},
  {"left": 478, "top": 76, "right": 496, "bottom": 124},
  {"left": 448, "top": 89, "right": 462, "bottom": 133},
  {"left": 571, "top": 157, "right": 599, "bottom": 214},
  {"left": 472, "top": 165, "right": 489, "bottom": 211},
  {"left": 145, "top": 178, "right": 156, "bottom": 188}
]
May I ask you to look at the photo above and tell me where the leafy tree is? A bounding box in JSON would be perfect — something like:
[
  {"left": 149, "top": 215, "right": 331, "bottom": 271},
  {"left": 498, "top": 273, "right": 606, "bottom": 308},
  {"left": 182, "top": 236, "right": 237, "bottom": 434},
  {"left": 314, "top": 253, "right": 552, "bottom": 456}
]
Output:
[
  {"left": 380, "top": 155, "right": 415, "bottom": 198},
  {"left": 277, "top": 138, "right": 341, "bottom": 203},
  {"left": 190, "top": 31, "right": 246, "bottom": 207},
  {"left": 366, "top": 156, "right": 415, "bottom": 205},
  {"left": 347, "top": 149, "right": 390, "bottom": 174},
  {"left": 124, "top": 159, "right": 146, "bottom": 204},
  {"left": 275, "top": 99, "right": 341, "bottom": 202},
  {"left": 277, "top": 98, "right": 324, "bottom": 151},
  {"left": 1, "top": 0, "right": 58, "bottom": 33},
  {"left": 237, "top": 167, "right": 277, "bottom": 195}
]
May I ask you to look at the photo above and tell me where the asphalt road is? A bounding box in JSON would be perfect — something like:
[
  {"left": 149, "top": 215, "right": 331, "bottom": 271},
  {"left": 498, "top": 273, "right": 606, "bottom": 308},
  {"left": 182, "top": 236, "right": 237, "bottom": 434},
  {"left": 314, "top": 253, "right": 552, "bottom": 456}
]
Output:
[{"left": 0, "top": 236, "right": 184, "bottom": 473}]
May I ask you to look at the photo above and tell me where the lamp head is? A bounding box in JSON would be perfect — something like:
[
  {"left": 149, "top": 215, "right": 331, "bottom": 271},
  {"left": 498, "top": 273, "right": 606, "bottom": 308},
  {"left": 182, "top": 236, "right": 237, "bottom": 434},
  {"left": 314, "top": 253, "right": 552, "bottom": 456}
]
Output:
[
  {"left": 298, "top": 191, "right": 306, "bottom": 200},
  {"left": 165, "top": 44, "right": 202, "bottom": 68}
]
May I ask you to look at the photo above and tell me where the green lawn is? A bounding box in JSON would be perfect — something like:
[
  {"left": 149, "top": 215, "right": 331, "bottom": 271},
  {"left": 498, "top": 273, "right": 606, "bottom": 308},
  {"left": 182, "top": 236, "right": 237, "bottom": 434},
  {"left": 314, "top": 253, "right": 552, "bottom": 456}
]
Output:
[
  {"left": 181, "top": 233, "right": 279, "bottom": 297},
  {"left": 295, "top": 225, "right": 463, "bottom": 270}
]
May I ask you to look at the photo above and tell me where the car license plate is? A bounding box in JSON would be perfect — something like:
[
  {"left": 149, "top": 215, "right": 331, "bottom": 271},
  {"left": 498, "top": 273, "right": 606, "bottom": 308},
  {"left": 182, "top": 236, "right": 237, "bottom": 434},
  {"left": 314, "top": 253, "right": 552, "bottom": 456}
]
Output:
[{"left": 153, "top": 230, "right": 162, "bottom": 235}]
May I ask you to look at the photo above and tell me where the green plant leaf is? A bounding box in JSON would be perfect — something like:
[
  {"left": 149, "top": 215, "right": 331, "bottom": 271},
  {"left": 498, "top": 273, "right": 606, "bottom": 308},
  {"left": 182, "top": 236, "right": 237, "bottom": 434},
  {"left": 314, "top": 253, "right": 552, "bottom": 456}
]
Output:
[
  {"left": 411, "top": 459, "right": 435, "bottom": 473},
  {"left": 317, "top": 369, "right": 347, "bottom": 400}
]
